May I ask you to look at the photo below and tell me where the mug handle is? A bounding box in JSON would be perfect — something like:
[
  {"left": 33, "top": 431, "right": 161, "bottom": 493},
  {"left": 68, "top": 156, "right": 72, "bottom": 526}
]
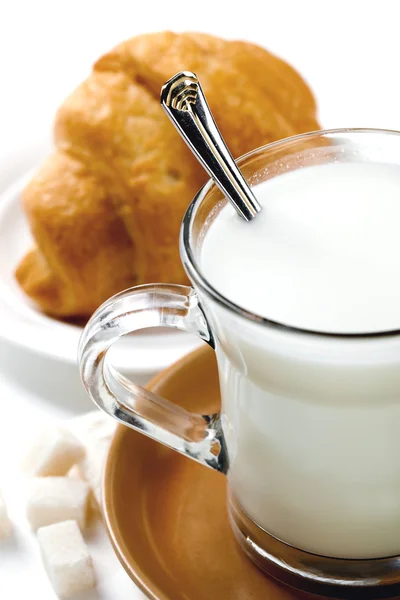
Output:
[{"left": 78, "top": 283, "right": 228, "bottom": 474}]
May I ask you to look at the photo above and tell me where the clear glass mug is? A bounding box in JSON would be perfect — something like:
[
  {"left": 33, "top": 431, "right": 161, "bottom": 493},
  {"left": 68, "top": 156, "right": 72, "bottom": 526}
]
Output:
[{"left": 79, "top": 129, "right": 400, "bottom": 598}]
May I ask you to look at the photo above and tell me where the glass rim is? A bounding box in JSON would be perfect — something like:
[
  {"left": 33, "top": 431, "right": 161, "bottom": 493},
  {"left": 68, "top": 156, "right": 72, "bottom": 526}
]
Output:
[{"left": 180, "top": 127, "right": 400, "bottom": 340}]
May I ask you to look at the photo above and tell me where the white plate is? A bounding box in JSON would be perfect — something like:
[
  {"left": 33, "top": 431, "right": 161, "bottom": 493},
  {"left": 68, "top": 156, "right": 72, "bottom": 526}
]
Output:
[{"left": 0, "top": 170, "right": 202, "bottom": 374}]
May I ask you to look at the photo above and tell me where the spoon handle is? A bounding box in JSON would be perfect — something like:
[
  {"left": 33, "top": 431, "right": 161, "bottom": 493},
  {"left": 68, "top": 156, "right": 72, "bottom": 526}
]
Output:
[{"left": 161, "top": 71, "right": 262, "bottom": 221}]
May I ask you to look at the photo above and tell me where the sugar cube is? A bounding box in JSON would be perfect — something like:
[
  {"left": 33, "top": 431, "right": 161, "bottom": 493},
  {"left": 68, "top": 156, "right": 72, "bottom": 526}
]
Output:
[
  {"left": 21, "top": 426, "right": 85, "bottom": 477},
  {"left": 0, "top": 489, "right": 12, "bottom": 539},
  {"left": 69, "top": 410, "right": 116, "bottom": 445},
  {"left": 67, "top": 465, "right": 83, "bottom": 480},
  {"left": 78, "top": 435, "right": 111, "bottom": 508},
  {"left": 27, "top": 477, "right": 90, "bottom": 531},
  {"left": 70, "top": 411, "right": 116, "bottom": 509},
  {"left": 37, "top": 520, "right": 95, "bottom": 598}
]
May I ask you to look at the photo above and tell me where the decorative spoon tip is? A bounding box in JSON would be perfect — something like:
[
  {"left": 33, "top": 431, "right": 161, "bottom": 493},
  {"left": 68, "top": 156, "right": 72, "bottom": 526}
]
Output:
[{"left": 161, "top": 71, "right": 262, "bottom": 222}]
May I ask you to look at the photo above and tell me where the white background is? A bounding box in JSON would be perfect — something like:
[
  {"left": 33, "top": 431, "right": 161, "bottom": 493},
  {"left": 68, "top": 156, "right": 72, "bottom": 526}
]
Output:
[{"left": 1, "top": 0, "right": 400, "bottom": 598}]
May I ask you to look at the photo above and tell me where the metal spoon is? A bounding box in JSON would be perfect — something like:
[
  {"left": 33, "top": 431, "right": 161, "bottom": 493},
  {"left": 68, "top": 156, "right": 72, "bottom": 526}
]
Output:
[{"left": 160, "top": 71, "right": 262, "bottom": 222}]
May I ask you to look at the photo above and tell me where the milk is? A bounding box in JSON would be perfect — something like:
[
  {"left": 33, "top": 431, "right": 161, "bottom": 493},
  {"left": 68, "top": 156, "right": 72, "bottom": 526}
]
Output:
[
  {"left": 200, "top": 161, "right": 400, "bottom": 559},
  {"left": 202, "top": 161, "right": 400, "bottom": 333}
]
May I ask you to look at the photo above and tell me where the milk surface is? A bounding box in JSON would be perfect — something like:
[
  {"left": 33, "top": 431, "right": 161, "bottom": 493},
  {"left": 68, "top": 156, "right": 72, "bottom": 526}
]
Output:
[
  {"left": 200, "top": 161, "right": 400, "bottom": 559},
  {"left": 202, "top": 161, "right": 400, "bottom": 333}
]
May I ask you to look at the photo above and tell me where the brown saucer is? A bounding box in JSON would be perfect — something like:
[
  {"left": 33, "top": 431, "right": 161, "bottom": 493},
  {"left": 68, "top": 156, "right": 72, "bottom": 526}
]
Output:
[{"left": 103, "top": 346, "right": 323, "bottom": 599}]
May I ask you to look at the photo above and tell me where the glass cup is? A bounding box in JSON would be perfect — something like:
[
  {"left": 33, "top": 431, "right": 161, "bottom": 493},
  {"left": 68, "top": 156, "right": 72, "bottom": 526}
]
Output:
[{"left": 79, "top": 129, "right": 400, "bottom": 598}]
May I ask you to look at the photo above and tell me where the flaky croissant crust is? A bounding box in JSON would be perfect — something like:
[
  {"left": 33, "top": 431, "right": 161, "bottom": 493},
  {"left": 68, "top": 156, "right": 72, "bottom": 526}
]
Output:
[{"left": 16, "top": 31, "right": 319, "bottom": 318}]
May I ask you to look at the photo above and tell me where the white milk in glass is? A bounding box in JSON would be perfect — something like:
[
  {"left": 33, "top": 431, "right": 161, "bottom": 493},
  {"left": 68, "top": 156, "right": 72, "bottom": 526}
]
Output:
[{"left": 201, "top": 161, "right": 400, "bottom": 559}]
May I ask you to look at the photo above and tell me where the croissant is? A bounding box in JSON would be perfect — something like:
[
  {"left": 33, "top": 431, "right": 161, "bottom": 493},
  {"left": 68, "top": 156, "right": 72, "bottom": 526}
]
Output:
[{"left": 16, "top": 31, "right": 319, "bottom": 318}]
